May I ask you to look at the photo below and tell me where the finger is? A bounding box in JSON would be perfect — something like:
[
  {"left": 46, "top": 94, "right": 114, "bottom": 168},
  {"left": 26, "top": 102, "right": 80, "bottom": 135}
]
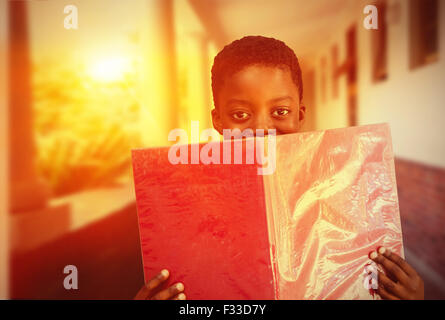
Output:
[
  {"left": 151, "top": 282, "right": 185, "bottom": 300},
  {"left": 377, "top": 270, "right": 407, "bottom": 299},
  {"left": 134, "top": 269, "right": 169, "bottom": 300},
  {"left": 370, "top": 250, "right": 410, "bottom": 286},
  {"left": 376, "top": 283, "right": 400, "bottom": 300},
  {"left": 147, "top": 269, "right": 170, "bottom": 291},
  {"left": 378, "top": 247, "right": 417, "bottom": 277},
  {"left": 172, "top": 293, "right": 187, "bottom": 300}
]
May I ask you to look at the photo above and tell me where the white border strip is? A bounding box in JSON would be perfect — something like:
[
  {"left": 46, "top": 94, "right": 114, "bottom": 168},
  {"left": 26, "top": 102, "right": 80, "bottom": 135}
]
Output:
[{"left": 0, "top": 0, "right": 9, "bottom": 300}]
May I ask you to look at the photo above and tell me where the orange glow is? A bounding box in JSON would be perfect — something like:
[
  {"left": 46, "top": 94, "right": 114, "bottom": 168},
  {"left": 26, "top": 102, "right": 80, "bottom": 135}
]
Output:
[
  {"left": 4, "top": 0, "right": 445, "bottom": 301},
  {"left": 88, "top": 56, "right": 131, "bottom": 82}
]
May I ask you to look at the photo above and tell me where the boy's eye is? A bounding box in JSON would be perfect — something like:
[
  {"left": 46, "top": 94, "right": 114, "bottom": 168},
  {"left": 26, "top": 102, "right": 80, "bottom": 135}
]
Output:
[
  {"left": 272, "top": 108, "right": 290, "bottom": 118},
  {"left": 231, "top": 111, "right": 250, "bottom": 121}
]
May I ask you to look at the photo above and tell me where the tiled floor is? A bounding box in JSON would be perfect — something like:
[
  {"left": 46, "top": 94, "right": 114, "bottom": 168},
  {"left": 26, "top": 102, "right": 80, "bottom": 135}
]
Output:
[
  {"left": 11, "top": 203, "right": 144, "bottom": 299},
  {"left": 395, "top": 158, "right": 445, "bottom": 299}
]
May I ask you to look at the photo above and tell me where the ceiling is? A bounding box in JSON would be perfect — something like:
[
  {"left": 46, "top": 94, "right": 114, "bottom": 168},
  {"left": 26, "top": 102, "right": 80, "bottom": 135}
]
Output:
[{"left": 189, "top": 0, "right": 363, "bottom": 65}]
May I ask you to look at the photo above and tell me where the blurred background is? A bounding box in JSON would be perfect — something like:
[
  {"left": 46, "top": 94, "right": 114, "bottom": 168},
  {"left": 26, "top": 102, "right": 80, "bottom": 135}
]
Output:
[{"left": 0, "top": 0, "right": 444, "bottom": 299}]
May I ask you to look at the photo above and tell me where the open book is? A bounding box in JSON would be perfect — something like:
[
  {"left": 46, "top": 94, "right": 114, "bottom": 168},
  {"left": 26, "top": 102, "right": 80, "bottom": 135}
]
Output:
[{"left": 131, "top": 123, "right": 404, "bottom": 299}]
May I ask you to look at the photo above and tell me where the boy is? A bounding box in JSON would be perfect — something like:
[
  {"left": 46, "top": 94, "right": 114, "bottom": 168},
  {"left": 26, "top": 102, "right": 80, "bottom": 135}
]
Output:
[{"left": 135, "top": 36, "right": 424, "bottom": 300}]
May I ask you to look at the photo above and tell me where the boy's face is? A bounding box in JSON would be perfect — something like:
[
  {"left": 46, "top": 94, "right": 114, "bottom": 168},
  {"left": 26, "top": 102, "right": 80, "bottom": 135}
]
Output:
[{"left": 212, "top": 65, "right": 305, "bottom": 135}]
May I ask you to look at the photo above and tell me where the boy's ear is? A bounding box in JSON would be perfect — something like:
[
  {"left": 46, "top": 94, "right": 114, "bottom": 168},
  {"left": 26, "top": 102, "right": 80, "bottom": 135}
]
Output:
[
  {"left": 299, "top": 104, "right": 306, "bottom": 122},
  {"left": 211, "top": 108, "right": 223, "bottom": 135}
]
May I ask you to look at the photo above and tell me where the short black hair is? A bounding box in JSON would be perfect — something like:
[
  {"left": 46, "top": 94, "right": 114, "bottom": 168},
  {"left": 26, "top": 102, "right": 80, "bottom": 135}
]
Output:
[{"left": 211, "top": 35, "right": 303, "bottom": 108}]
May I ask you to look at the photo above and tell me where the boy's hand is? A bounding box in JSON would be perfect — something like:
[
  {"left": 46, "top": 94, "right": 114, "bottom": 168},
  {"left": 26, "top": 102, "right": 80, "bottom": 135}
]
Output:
[
  {"left": 134, "top": 269, "right": 186, "bottom": 300},
  {"left": 369, "top": 247, "right": 424, "bottom": 300}
]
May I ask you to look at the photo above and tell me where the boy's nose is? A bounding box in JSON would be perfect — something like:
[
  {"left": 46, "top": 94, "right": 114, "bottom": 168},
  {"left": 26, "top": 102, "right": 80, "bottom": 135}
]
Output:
[{"left": 253, "top": 114, "right": 275, "bottom": 135}]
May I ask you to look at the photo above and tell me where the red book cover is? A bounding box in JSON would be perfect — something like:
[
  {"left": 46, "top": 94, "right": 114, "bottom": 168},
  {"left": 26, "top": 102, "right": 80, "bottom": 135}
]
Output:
[{"left": 132, "top": 141, "right": 275, "bottom": 299}]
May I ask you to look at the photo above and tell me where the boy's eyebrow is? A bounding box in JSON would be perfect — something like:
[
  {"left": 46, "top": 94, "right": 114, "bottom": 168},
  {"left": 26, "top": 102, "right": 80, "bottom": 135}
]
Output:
[
  {"left": 226, "top": 96, "right": 294, "bottom": 106},
  {"left": 268, "top": 96, "right": 294, "bottom": 103},
  {"left": 226, "top": 98, "right": 253, "bottom": 106}
]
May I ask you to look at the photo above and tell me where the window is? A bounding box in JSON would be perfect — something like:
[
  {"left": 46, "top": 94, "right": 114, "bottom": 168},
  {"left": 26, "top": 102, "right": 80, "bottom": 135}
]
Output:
[
  {"left": 409, "top": 0, "right": 439, "bottom": 69},
  {"left": 321, "top": 57, "right": 327, "bottom": 103},
  {"left": 372, "top": 0, "right": 388, "bottom": 82}
]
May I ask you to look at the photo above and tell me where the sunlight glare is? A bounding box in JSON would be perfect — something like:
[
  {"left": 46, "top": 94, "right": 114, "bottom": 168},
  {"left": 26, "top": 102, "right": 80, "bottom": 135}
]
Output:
[{"left": 89, "top": 57, "right": 130, "bottom": 82}]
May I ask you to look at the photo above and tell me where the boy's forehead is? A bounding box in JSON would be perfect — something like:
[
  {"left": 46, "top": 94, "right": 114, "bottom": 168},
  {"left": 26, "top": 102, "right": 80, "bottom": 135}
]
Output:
[{"left": 219, "top": 65, "right": 299, "bottom": 103}]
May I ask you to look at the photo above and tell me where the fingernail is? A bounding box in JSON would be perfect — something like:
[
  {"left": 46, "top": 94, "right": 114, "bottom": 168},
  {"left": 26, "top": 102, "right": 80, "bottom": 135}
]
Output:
[
  {"left": 378, "top": 246, "right": 386, "bottom": 254},
  {"left": 178, "top": 293, "right": 186, "bottom": 300},
  {"left": 161, "top": 269, "right": 169, "bottom": 278},
  {"left": 369, "top": 251, "right": 378, "bottom": 260},
  {"left": 176, "top": 282, "right": 184, "bottom": 291}
]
